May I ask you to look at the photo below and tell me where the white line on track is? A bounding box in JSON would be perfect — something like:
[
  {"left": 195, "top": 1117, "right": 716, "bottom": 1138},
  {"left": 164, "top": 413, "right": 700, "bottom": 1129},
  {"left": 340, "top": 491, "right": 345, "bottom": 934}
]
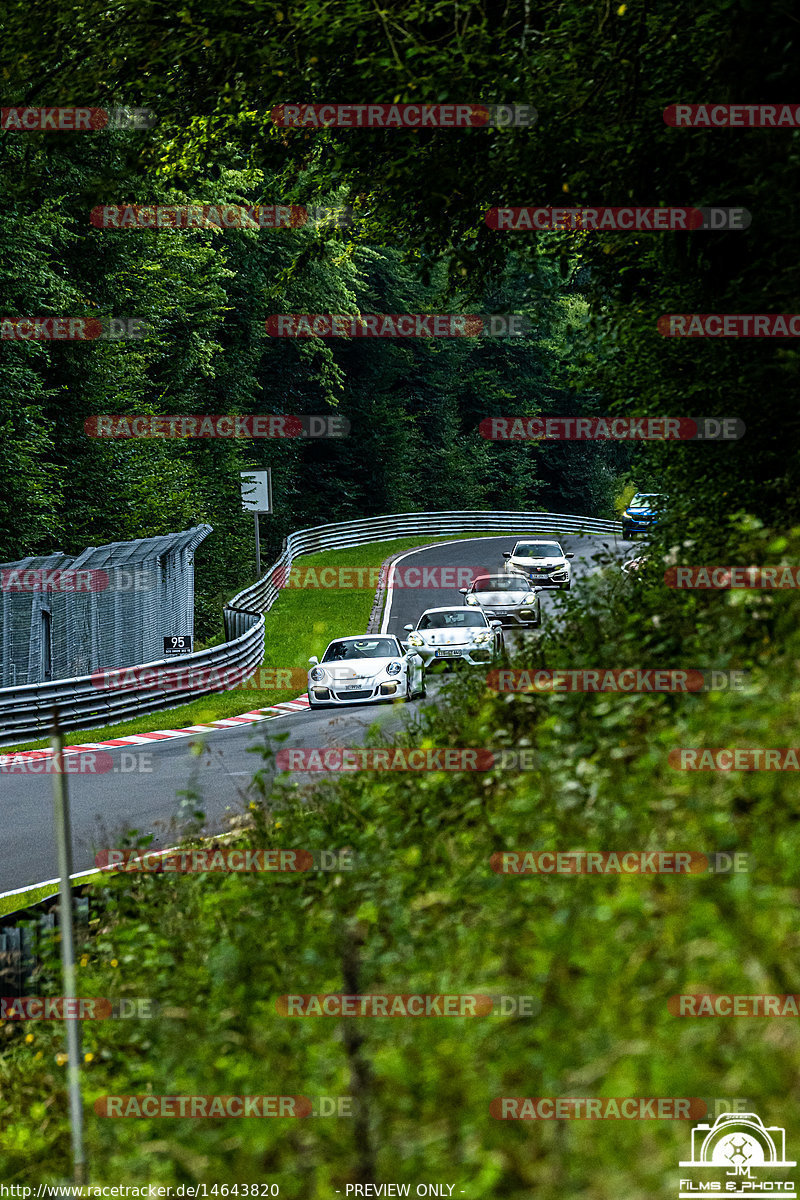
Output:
[{"left": 380, "top": 538, "right": 491, "bottom": 633}]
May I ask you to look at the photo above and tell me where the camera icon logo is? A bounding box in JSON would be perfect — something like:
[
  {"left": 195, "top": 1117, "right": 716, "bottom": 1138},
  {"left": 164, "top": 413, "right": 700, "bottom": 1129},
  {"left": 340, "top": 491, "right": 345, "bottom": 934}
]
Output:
[{"left": 680, "top": 1112, "right": 796, "bottom": 1171}]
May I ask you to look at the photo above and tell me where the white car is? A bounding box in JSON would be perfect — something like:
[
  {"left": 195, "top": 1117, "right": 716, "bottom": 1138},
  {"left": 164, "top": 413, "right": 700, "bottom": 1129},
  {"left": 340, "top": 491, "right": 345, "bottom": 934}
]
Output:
[
  {"left": 307, "top": 635, "right": 425, "bottom": 707},
  {"left": 402, "top": 607, "right": 503, "bottom": 667},
  {"left": 502, "top": 539, "right": 574, "bottom": 590}
]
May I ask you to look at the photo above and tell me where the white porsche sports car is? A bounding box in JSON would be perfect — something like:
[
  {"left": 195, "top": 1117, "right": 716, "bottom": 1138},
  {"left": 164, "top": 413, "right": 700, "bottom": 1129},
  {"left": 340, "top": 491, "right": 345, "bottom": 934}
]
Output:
[
  {"left": 307, "top": 635, "right": 426, "bottom": 707},
  {"left": 502, "top": 539, "right": 574, "bottom": 590},
  {"left": 402, "top": 607, "right": 504, "bottom": 667}
]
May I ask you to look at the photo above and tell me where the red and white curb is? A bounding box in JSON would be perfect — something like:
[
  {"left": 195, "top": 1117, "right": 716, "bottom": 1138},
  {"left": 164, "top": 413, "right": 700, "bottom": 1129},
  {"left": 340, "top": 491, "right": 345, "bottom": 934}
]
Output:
[{"left": 0, "top": 695, "right": 310, "bottom": 764}]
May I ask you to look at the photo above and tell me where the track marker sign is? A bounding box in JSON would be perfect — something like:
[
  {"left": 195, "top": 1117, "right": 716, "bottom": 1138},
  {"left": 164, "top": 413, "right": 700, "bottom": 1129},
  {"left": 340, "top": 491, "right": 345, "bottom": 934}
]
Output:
[{"left": 163, "top": 636, "right": 193, "bottom": 657}]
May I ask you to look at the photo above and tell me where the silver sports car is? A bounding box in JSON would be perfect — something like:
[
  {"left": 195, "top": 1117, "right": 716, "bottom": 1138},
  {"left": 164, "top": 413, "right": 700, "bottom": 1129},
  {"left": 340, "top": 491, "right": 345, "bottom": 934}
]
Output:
[
  {"left": 307, "top": 635, "right": 425, "bottom": 707},
  {"left": 459, "top": 574, "right": 542, "bottom": 626}
]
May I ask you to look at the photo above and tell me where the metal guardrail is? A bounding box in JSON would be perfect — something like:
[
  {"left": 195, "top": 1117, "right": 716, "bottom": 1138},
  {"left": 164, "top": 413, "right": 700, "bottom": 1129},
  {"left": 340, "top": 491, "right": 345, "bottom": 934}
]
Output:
[
  {"left": 0, "top": 510, "right": 620, "bottom": 748},
  {"left": 0, "top": 612, "right": 265, "bottom": 748},
  {"left": 226, "top": 510, "right": 622, "bottom": 627}
]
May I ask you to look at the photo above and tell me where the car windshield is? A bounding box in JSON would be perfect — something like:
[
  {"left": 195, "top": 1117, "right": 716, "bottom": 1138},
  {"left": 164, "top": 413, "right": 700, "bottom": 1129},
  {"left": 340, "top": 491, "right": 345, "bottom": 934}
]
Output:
[
  {"left": 472, "top": 576, "right": 530, "bottom": 593},
  {"left": 322, "top": 638, "right": 399, "bottom": 662},
  {"left": 512, "top": 543, "right": 562, "bottom": 559},
  {"left": 630, "top": 494, "right": 663, "bottom": 508},
  {"left": 417, "top": 611, "right": 488, "bottom": 630}
]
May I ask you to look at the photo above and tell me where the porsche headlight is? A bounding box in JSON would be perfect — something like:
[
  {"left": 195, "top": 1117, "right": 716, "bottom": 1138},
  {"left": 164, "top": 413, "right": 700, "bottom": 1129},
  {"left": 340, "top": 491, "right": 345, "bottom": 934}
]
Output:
[
  {"left": 386, "top": 661, "right": 402, "bottom": 675},
  {"left": 407, "top": 633, "right": 424, "bottom": 647},
  {"left": 310, "top": 667, "right": 326, "bottom": 682},
  {"left": 473, "top": 630, "right": 493, "bottom": 644},
  {"left": 465, "top": 593, "right": 479, "bottom": 605},
  {"left": 523, "top": 592, "right": 537, "bottom": 603}
]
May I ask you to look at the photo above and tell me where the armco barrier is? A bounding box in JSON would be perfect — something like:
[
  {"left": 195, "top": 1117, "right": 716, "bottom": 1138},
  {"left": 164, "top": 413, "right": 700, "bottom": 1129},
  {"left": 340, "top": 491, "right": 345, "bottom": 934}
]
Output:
[
  {"left": 224, "top": 510, "right": 622, "bottom": 630},
  {"left": 0, "top": 511, "right": 620, "bottom": 748},
  {"left": 0, "top": 610, "right": 265, "bottom": 748}
]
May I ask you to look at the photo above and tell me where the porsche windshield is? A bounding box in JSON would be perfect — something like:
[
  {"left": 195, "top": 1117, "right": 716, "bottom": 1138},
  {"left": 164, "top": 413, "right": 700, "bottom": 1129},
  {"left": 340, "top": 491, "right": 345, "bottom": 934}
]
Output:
[
  {"left": 322, "top": 639, "right": 399, "bottom": 662},
  {"left": 513, "top": 543, "right": 562, "bottom": 559},
  {"left": 417, "top": 611, "right": 488, "bottom": 630},
  {"left": 473, "top": 576, "right": 530, "bottom": 593}
]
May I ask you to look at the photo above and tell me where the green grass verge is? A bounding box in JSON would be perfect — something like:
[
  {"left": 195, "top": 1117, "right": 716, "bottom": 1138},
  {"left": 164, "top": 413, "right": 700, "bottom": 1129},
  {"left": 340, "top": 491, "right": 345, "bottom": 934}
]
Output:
[
  {"left": 0, "top": 873, "right": 106, "bottom": 918},
  {"left": 2, "top": 531, "right": 517, "bottom": 755}
]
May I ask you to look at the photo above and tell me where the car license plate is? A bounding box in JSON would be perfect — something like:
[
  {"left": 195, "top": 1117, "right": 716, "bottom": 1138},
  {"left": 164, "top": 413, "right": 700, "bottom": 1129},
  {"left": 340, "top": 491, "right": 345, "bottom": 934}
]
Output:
[
  {"left": 341, "top": 684, "right": 365, "bottom": 691},
  {"left": 435, "top": 649, "right": 462, "bottom": 657}
]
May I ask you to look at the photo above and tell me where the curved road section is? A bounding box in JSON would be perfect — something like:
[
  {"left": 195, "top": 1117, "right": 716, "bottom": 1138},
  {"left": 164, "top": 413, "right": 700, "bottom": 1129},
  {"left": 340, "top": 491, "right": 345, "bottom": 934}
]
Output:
[{"left": 0, "top": 531, "right": 628, "bottom": 893}]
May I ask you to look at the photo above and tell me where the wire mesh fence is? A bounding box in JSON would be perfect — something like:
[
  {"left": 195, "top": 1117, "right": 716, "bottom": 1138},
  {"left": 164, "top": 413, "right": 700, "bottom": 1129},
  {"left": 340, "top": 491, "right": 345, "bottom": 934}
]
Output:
[{"left": 0, "top": 526, "right": 211, "bottom": 687}]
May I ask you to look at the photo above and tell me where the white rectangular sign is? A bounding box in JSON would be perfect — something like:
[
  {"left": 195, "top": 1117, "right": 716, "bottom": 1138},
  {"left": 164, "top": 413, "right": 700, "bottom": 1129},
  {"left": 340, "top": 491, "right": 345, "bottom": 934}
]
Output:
[{"left": 240, "top": 469, "right": 272, "bottom": 514}]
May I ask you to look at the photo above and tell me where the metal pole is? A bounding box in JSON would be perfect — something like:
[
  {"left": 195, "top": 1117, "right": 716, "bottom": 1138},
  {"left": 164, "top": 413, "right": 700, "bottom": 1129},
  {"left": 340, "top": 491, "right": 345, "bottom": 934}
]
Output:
[
  {"left": 254, "top": 511, "right": 261, "bottom": 579},
  {"left": 51, "top": 710, "right": 87, "bottom": 1185}
]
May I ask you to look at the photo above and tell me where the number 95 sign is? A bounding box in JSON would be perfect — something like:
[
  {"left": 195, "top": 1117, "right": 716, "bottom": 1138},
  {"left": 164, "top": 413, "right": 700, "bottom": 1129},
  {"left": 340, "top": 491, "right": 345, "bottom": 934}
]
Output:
[{"left": 163, "top": 636, "right": 193, "bottom": 657}]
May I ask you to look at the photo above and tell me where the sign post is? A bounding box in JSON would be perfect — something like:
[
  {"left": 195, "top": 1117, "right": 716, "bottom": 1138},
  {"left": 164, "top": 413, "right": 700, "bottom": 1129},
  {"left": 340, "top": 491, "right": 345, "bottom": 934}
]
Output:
[
  {"left": 51, "top": 709, "right": 87, "bottom": 1184},
  {"left": 240, "top": 469, "right": 272, "bottom": 580}
]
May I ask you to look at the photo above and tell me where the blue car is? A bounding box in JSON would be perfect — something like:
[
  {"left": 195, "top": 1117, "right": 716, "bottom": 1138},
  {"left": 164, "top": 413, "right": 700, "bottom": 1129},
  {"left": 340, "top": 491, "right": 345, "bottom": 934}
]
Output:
[{"left": 621, "top": 493, "right": 668, "bottom": 537}]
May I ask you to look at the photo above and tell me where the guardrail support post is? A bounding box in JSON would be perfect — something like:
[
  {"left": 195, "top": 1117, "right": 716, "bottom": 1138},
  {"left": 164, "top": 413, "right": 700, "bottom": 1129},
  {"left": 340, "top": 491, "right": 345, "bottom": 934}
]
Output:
[{"left": 51, "top": 710, "right": 88, "bottom": 1185}]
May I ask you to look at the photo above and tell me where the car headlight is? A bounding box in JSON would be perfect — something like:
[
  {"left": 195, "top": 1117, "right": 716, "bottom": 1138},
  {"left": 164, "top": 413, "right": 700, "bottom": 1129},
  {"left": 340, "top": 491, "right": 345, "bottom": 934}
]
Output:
[
  {"left": 386, "top": 661, "right": 402, "bottom": 675},
  {"left": 310, "top": 667, "right": 326, "bottom": 682},
  {"left": 523, "top": 592, "right": 537, "bottom": 603},
  {"left": 473, "top": 630, "right": 493, "bottom": 644},
  {"left": 465, "top": 594, "right": 479, "bottom": 605},
  {"left": 407, "top": 633, "right": 424, "bottom": 647}
]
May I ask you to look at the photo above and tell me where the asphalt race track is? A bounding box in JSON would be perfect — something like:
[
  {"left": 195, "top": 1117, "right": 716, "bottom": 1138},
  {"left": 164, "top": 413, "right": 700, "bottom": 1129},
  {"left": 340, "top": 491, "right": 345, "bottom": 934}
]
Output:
[{"left": 0, "top": 532, "right": 630, "bottom": 893}]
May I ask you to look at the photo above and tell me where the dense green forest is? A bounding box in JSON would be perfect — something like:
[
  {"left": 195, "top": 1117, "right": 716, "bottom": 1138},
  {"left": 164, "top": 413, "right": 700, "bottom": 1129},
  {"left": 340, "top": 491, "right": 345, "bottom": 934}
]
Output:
[
  {"left": 0, "top": 140, "right": 624, "bottom": 635},
  {"left": 3, "top": 0, "right": 797, "bottom": 628}
]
